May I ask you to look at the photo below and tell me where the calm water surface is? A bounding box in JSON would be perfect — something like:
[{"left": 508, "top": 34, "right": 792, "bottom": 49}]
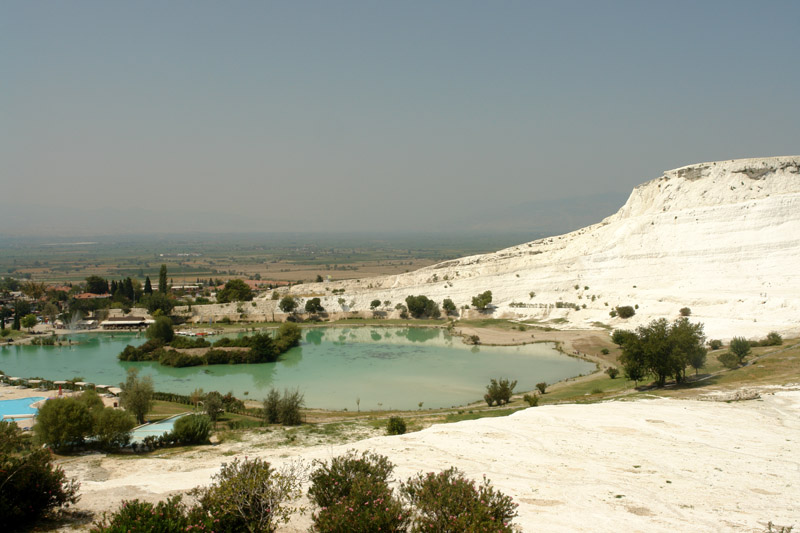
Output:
[{"left": 0, "top": 328, "right": 594, "bottom": 410}]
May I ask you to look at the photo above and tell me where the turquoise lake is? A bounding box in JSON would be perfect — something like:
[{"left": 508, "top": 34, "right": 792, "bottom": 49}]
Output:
[{"left": 0, "top": 328, "right": 595, "bottom": 410}]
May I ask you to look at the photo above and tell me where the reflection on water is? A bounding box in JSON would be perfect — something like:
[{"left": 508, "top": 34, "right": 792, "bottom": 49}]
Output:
[{"left": 0, "top": 328, "right": 594, "bottom": 410}]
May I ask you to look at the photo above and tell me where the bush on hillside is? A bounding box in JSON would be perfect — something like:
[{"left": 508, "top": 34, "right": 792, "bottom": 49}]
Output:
[
  {"left": 387, "top": 416, "right": 407, "bottom": 435},
  {"left": 401, "top": 467, "right": 518, "bottom": 532},
  {"left": 171, "top": 415, "right": 212, "bottom": 445},
  {"left": 616, "top": 306, "right": 636, "bottom": 319},
  {"left": 484, "top": 378, "right": 517, "bottom": 406},
  {"left": 0, "top": 422, "right": 80, "bottom": 529}
]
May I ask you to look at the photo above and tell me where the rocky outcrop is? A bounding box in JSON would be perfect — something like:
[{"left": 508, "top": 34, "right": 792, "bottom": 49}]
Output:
[{"left": 278, "top": 156, "right": 800, "bottom": 339}]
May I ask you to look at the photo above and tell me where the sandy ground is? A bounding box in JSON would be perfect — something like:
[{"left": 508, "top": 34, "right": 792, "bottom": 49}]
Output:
[{"left": 55, "top": 386, "right": 800, "bottom": 532}]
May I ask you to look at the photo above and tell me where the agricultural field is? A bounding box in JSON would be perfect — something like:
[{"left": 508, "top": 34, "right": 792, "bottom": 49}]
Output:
[{"left": 0, "top": 232, "right": 535, "bottom": 286}]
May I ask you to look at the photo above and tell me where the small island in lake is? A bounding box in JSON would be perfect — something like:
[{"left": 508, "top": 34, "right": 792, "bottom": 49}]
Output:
[{"left": 118, "top": 317, "right": 301, "bottom": 368}]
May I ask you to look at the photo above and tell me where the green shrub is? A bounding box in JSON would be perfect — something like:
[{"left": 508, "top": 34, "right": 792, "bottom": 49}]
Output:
[
  {"left": 308, "top": 450, "right": 394, "bottom": 509},
  {"left": 536, "top": 381, "right": 547, "bottom": 394},
  {"left": 146, "top": 316, "right": 174, "bottom": 343},
  {"left": 601, "top": 348, "right": 610, "bottom": 355},
  {"left": 401, "top": 467, "right": 518, "bottom": 532},
  {"left": 387, "top": 416, "right": 407, "bottom": 435},
  {"left": 192, "top": 457, "right": 302, "bottom": 533},
  {"left": 484, "top": 378, "right": 517, "bottom": 406},
  {"left": 278, "top": 388, "right": 304, "bottom": 426},
  {"left": 522, "top": 393, "right": 539, "bottom": 407},
  {"left": 171, "top": 415, "right": 211, "bottom": 445},
  {"left": 91, "top": 496, "right": 192, "bottom": 533},
  {"left": 311, "top": 475, "right": 408, "bottom": 532},
  {"left": 605, "top": 367, "right": 619, "bottom": 379},
  {"left": 616, "top": 306, "right": 636, "bottom": 319},
  {"left": 729, "top": 336, "right": 751, "bottom": 363},
  {"left": 471, "top": 290, "right": 493, "bottom": 310},
  {"left": 263, "top": 389, "right": 281, "bottom": 424},
  {"left": 0, "top": 422, "right": 80, "bottom": 529},
  {"left": 679, "top": 307, "right": 691, "bottom": 317},
  {"left": 34, "top": 397, "right": 93, "bottom": 451},
  {"left": 763, "top": 331, "right": 783, "bottom": 346},
  {"left": 92, "top": 408, "right": 136, "bottom": 449},
  {"left": 405, "top": 295, "right": 441, "bottom": 319},
  {"left": 309, "top": 451, "right": 406, "bottom": 532},
  {"left": 717, "top": 352, "right": 741, "bottom": 370},
  {"left": 708, "top": 339, "right": 723, "bottom": 350}
]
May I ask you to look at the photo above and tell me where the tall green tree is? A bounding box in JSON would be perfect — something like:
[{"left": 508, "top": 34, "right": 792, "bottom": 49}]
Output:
[
  {"left": 158, "top": 264, "right": 168, "bottom": 294},
  {"left": 144, "top": 276, "right": 153, "bottom": 295},
  {"left": 216, "top": 279, "right": 253, "bottom": 303},
  {"left": 146, "top": 316, "right": 174, "bottom": 343},
  {"left": 471, "top": 290, "right": 493, "bottom": 310},
  {"left": 34, "top": 397, "right": 93, "bottom": 450},
  {"left": 85, "top": 275, "right": 109, "bottom": 294},
  {"left": 120, "top": 367, "right": 154, "bottom": 424},
  {"left": 616, "top": 318, "right": 706, "bottom": 387}
]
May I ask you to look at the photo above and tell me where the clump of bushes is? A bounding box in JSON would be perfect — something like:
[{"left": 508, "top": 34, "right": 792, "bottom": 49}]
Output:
[
  {"left": 308, "top": 451, "right": 406, "bottom": 532},
  {"left": 484, "top": 378, "right": 517, "bottom": 406},
  {"left": 679, "top": 307, "right": 691, "bottom": 317},
  {"left": 708, "top": 339, "right": 723, "bottom": 350},
  {"left": 471, "top": 290, "right": 493, "bottom": 310},
  {"left": 605, "top": 367, "right": 620, "bottom": 379},
  {"left": 536, "top": 381, "right": 547, "bottom": 394},
  {"left": 93, "top": 458, "right": 304, "bottom": 533},
  {"left": 615, "top": 305, "right": 636, "bottom": 319},
  {"left": 522, "top": 393, "right": 539, "bottom": 406},
  {"left": 263, "top": 388, "right": 305, "bottom": 426},
  {"left": 171, "top": 414, "right": 211, "bottom": 444},
  {"left": 387, "top": 416, "right": 407, "bottom": 435},
  {"left": 405, "top": 295, "right": 441, "bottom": 319}
]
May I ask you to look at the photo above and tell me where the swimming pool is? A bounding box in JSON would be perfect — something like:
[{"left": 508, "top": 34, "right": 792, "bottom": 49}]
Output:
[
  {"left": 0, "top": 397, "right": 46, "bottom": 420},
  {"left": 130, "top": 414, "right": 188, "bottom": 444}
]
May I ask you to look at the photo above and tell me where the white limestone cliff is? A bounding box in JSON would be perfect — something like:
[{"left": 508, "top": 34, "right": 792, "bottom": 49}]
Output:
[{"left": 279, "top": 156, "right": 800, "bottom": 339}]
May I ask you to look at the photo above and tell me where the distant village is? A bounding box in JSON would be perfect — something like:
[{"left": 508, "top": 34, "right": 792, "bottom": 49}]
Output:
[{"left": 0, "top": 266, "right": 287, "bottom": 338}]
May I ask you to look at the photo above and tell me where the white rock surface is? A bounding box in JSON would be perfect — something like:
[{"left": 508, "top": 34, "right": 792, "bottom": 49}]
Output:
[{"left": 280, "top": 156, "right": 800, "bottom": 340}]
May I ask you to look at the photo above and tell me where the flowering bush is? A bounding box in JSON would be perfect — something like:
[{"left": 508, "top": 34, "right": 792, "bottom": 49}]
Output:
[
  {"left": 90, "top": 496, "right": 194, "bottom": 533},
  {"left": 308, "top": 450, "right": 394, "bottom": 508},
  {"left": 311, "top": 475, "right": 409, "bottom": 532},
  {"left": 401, "top": 467, "right": 518, "bottom": 532},
  {"left": 309, "top": 450, "right": 408, "bottom": 532}
]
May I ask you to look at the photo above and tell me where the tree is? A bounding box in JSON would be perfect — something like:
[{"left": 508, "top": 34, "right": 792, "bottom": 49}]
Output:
[
  {"left": 172, "top": 414, "right": 211, "bottom": 444},
  {"left": 120, "top": 367, "right": 154, "bottom": 424},
  {"left": 405, "top": 295, "right": 441, "bottom": 319},
  {"left": 484, "top": 378, "right": 517, "bottom": 406},
  {"left": 141, "top": 292, "right": 174, "bottom": 315},
  {"left": 34, "top": 397, "right": 93, "bottom": 450},
  {"left": 370, "top": 299, "right": 381, "bottom": 310},
  {"left": 204, "top": 391, "right": 224, "bottom": 422},
  {"left": 85, "top": 275, "right": 109, "bottom": 294},
  {"left": 315, "top": 274, "right": 324, "bottom": 282},
  {"left": 144, "top": 276, "right": 153, "bottom": 295},
  {"left": 0, "top": 421, "right": 80, "bottom": 528},
  {"left": 216, "top": 279, "right": 254, "bottom": 303},
  {"left": 92, "top": 408, "right": 136, "bottom": 449},
  {"left": 471, "top": 290, "right": 493, "bottom": 310},
  {"left": 158, "top": 264, "right": 168, "bottom": 294},
  {"left": 21, "top": 313, "right": 37, "bottom": 331},
  {"left": 21, "top": 281, "right": 46, "bottom": 300},
  {"left": 305, "top": 297, "right": 325, "bottom": 314},
  {"left": 442, "top": 298, "right": 457, "bottom": 315},
  {"left": 279, "top": 296, "right": 298, "bottom": 313},
  {"left": 42, "top": 302, "right": 59, "bottom": 325},
  {"left": 729, "top": 336, "right": 751, "bottom": 364},
  {"left": 617, "top": 318, "right": 706, "bottom": 387},
  {"left": 146, "top": 316, "right": 174, "bottom": 343}
]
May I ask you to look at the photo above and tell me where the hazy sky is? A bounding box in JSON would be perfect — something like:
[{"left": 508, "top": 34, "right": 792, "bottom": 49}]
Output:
[{"left": 2, "top": 1, "right": 799, "bottom": 235}]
